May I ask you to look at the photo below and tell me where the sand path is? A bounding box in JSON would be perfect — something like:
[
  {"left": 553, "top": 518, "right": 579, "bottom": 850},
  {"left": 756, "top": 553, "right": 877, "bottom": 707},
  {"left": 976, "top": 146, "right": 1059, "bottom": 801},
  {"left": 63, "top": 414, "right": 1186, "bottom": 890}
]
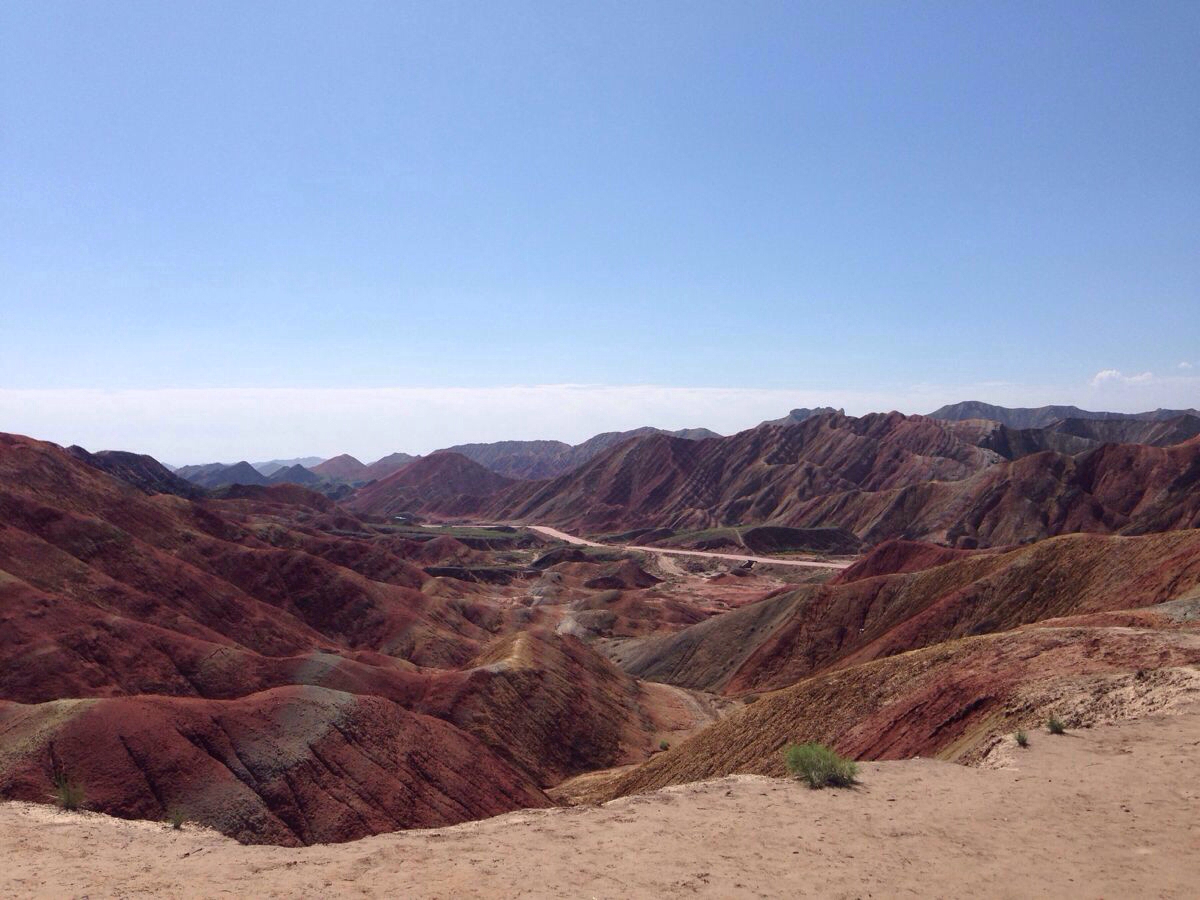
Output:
[
  {"left": 4, "top": 707, "right": 1198, "bottom": 898},
  {"left": 526, "top": 525, "right": 850, "bottom": 570}
]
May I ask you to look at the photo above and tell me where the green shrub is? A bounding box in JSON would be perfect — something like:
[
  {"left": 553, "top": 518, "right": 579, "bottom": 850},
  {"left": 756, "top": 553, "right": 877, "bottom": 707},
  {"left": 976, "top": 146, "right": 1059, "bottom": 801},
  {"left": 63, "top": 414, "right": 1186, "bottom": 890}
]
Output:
[
  {"left": 1015, "top": 729, "right": 1029, "bottom": 748},
  {"left": 167, "top": 808, "right": 186, "bottom": 830},
  {"left": 784, "top": 743, "right": 858, "bottom": 789},
  {"left": 658, "top": 740, "right": 670, "bottom": 751},
  {"left": 1046, "top": 716, "right": 1066, "bottom": 735},
  {"left": 51, "top": 772, "right": 84, "bottom": 811}
]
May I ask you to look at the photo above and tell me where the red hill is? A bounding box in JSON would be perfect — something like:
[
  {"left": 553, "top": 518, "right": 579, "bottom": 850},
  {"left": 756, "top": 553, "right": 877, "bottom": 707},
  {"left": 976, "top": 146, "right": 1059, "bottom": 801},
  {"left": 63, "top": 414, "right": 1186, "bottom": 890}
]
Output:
[
  {"left": 310, "top": 453, "right": 367, "bottom": 482},
  {"left": 361, "top": 451, "right": 418, "bottom": 481},
  {"left": 608, "top": 528, "right": 1200, "bottom": 696},
  {"left": 0, "top": 434, "right": 663, "bottom": 843},
  {"left": 483, "top": 412, "right": 994, "bottom": 533},
  {"left": 601, "top": 623, "right": 1200, "bottom": 802},
  {"left": 348, "top": 451, "right": 517, "bottom": 518},
  {"left": 465, "top": 413, "right": 1200, "bottom": 547}
]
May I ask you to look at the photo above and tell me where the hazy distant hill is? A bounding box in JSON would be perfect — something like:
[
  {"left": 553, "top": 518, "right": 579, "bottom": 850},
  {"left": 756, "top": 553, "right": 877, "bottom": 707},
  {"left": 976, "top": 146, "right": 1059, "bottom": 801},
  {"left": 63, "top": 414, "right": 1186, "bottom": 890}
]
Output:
[
  {"left": 361, "top": 452, "right": 419, "bottom": 481},
  {"left": 184, "top": 452, "right": 418, "bottom": 493},
  {"left": 311, "top": 454, "right": 368, "bottom": 482},
  {"left": 267, "top": 463, "right": 325, "bottom": 486},
  {"left": 929, "top": 401, "right": 1200, "bottom": 428},
  {"left": 443, "top": 426, "right": 721, "bottom": 480},
  {"left": 253, "top": 456, "right": 325, "bottom": 476},
  {"left": 177, "top": 460, "right": 270, "bottom": 489},
  {"left": 758, "top": 407, "right": 845, "bottom": 427}
]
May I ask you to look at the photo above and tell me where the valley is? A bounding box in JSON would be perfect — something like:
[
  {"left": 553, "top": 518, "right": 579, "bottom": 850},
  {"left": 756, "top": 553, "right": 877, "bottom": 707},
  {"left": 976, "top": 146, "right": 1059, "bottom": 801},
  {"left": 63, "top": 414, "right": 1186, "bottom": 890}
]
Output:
[
  {"left": 2, "top": 403, "right": 1199, "bottom": 894},
  {"left": 502, "top": 524, "right": 852, "bottom": 570}
]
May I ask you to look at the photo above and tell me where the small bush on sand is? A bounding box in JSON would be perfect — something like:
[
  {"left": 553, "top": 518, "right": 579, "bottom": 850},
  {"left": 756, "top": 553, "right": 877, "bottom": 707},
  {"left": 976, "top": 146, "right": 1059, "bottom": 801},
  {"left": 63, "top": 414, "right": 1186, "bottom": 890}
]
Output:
[
  {"left": 1015, "top": 730, "right": 1029, "bottom": 748},
  {"left": 1047, "top": 716, "right": 1067, "bottom": 735},
  {"left": 784, "top": 743, "right": 858, "bottom": 789},
  {"left": 658, "top": 740, "right": 670, "bottom": 751},
  {"left": 168, "top": 808, "right": 186, "bottom": 830},
  {"left": 51, "top": 772, "right": 84, "bottom": 811}
]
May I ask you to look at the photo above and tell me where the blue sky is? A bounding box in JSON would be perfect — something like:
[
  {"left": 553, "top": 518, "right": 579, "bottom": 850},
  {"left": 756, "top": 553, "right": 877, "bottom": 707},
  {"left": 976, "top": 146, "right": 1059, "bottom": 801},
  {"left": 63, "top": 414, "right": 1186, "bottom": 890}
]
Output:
[{"left": 1, "top": 2, "right": 1197, "bottom": 458}]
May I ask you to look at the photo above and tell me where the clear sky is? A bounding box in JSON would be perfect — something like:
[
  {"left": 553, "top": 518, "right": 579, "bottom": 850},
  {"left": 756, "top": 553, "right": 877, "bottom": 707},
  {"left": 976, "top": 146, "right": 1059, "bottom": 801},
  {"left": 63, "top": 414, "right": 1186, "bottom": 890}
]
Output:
[{"left": 2, "top": 2, "right": 1197, "bottom": 460}]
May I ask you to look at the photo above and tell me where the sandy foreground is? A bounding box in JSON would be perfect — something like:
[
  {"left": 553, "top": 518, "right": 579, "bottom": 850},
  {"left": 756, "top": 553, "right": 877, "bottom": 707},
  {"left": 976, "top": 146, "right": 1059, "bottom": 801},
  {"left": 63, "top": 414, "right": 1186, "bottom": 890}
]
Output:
[{"left": 3, "top": 707, "right": 1199, "bottom": 899}]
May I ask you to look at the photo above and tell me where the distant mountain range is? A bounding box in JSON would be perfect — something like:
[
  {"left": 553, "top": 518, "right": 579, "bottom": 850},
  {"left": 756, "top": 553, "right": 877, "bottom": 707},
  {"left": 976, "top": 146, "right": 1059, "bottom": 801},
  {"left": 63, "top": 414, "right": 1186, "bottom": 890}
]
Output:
[
  {"left": 929, "top": 400, "right": 1200, "bottom": 428},
  {"left": 175, "top": 460, "right": 270, "bottom": 490},
  {"left": 253, "top": 456, "right": 325, "bottom": 477},
  {"left": 758, "top": 407, "right": 845, "bottom": 427},
  {"left": 175, "top": 450, "right": 419, "bottom": 493},
  {"left": 440, "top": 426, "right": 721, "bottom": 480},
  {"left": 352, "top": 409, "right": 1200, "bottom": 548},
  {"left": 174, "top": 426, "right": 720, "bottom": 491},
  {"left": 311, "top": 454, "right": 368, "bottom": 481},
  {"left": 362, "top": 452, "right": 420, "bottom": 481},
  {"left": 268, "top": 463, "right": 325, "bottom": 486},
  {"left": 132, "top": 402, "right": 1200, "bottom": 506}
]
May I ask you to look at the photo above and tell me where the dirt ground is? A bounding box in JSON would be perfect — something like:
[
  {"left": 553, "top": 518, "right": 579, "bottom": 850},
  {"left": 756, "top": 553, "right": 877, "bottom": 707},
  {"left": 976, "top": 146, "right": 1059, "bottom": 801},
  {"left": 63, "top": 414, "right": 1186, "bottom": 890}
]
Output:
[{"left": 3, "top": 703, "right": 1198, "bottom": 898}]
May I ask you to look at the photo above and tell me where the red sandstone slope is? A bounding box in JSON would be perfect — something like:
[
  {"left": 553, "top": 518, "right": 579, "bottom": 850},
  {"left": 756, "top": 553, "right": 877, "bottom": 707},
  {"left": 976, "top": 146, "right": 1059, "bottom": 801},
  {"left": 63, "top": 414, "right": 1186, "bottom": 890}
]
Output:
[
  {"left": 788, "top": 435, "right": 1200, "bottom": 547},
  {"left": 0, "top": 434, "right": 662, "bottom": 842},
  {"left": 830, "top": 539, "right": 978, "bottom": 583},
  {"left": 66, "top": 445, "right": 206, "bottom": 499},
  {"left": 463, "top": 414, "right": 1200, "bottom": 547},
  {"left": 0, "top": 687, "right": 552, "bottom": 846},
  {"left": 0, "top": 452, "right": 465, "bottom": 671},
  {"left": 484, "top": 412, "right": 1001, "bottom": 533},
  {"left": 601, "top": 624, "right": 1200, "bottom": 800},
  {"left": 348, "top": 451, "right": 517, "bottom": 518},
  {"left": 610, "top": 529, "right": 1200, "bottom": 694},
  {"left": 439, "top": 439, "right": 577, "bottom": 480},
  {"left": 948, "top": 414, "right": 1200, "bottom": 461}
]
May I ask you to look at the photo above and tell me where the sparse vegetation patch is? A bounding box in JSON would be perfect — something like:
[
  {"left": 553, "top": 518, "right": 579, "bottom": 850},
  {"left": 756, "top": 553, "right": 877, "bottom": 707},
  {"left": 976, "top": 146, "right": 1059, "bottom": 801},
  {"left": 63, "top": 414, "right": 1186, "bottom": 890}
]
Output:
[
  {"left": 1047, "top": 716, "right": 1066, "bottom": 735},
  {"left": 51, "top": 772, "right": 84, "bottom": 811},
  {"left": 1015, "top": 730, "right": 1029, "bottom": 748},
  {"left": 784, "top": 743, "right": 858, "bottom": 789}
]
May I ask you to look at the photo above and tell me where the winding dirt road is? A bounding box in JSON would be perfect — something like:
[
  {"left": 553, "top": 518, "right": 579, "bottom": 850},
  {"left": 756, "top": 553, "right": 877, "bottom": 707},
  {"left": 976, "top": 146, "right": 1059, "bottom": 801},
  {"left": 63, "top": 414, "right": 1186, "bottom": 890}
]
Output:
[{"left": 525, "top": 525, "right": 851, "bottom": 570}]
